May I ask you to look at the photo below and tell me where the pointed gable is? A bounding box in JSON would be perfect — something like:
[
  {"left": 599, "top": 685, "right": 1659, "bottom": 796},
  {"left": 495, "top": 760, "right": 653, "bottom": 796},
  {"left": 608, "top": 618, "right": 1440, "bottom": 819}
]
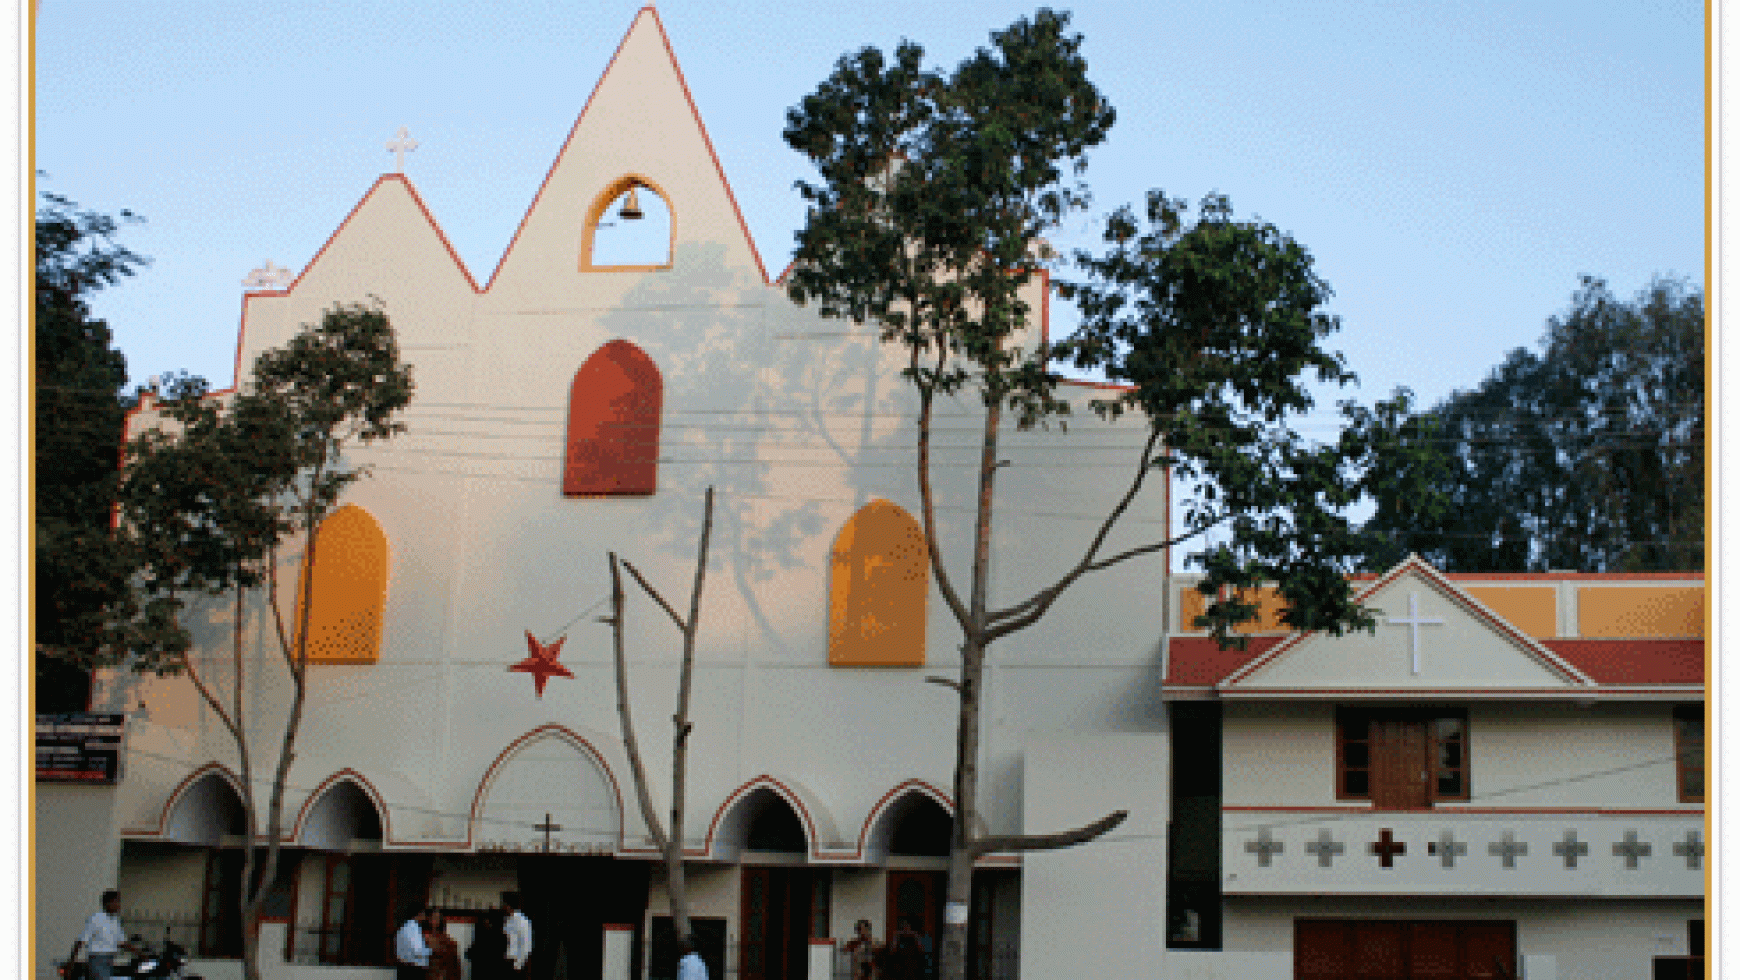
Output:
[
  {"left": 1217, "top": 556, "right": 1592, "bottom": 696},
  {"left": 237, "top": 175, "right": 479, "bottom": 370},
  {"left": 486, "top": 7, "right": 767, "bottom": 299}
]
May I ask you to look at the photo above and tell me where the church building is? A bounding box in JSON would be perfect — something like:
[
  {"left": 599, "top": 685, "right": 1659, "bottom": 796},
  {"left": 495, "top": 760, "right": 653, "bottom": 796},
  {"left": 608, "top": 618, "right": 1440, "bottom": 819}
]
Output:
[{"left": 35, "top": 9, "right": 1703, "bottom": 980}]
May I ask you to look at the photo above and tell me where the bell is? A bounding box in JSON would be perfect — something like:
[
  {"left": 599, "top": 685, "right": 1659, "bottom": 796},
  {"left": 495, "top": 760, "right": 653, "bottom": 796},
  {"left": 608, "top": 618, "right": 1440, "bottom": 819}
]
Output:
[{"left": 618, "top": 186, "right": 644, "bottom": 221}]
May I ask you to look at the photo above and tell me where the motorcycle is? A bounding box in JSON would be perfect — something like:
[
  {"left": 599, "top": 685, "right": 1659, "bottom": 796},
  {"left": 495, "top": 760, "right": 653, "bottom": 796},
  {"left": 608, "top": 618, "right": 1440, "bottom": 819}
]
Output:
[{"left": 114, "top": 932, "right": 192, "bottom": 980}]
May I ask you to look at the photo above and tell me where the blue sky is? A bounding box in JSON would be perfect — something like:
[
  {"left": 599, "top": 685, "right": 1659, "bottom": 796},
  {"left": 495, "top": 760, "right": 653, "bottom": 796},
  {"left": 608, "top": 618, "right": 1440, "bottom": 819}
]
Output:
[{"left": 35, "top": 0, "right": 1703, "bottom": 428}]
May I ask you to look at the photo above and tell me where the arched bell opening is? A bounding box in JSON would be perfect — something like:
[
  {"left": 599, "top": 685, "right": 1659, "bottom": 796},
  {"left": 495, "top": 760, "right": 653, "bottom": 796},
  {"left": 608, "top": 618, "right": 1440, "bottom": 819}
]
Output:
[{"left": 582, "top": 174, "right": 675, "bottom": 270}]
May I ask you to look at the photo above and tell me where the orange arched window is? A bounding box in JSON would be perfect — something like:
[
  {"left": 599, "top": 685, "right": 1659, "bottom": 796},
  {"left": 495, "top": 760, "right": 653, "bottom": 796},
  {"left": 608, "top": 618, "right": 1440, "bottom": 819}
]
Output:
[
  {"left": 563, "top": 340, "right": 663, "bottom": 496},
  {"left": 828, "top": 500, "right": 928, "bottom": 667},
  {"left": 293, "top": 504, "right": 389, "bottom": 664}
]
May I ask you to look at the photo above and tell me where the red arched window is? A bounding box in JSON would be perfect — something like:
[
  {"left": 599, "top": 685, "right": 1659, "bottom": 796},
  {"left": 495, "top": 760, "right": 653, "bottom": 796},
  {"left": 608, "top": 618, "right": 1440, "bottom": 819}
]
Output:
[{"left": 564, "top": 340, "right": 663, "bottom": 496}]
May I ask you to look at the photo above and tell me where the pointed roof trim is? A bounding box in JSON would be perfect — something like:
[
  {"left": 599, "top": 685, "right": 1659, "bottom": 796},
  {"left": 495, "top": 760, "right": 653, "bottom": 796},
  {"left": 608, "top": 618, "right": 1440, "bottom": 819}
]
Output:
[
  {"left": 290, "top": 173, "right": 481, "bottom": 296},
  {"left": 1215, "top": 554, "right": 1595, "bottom": 690},
  {"left": 484, "top": 6, "right": 770, "bottom": 290}
]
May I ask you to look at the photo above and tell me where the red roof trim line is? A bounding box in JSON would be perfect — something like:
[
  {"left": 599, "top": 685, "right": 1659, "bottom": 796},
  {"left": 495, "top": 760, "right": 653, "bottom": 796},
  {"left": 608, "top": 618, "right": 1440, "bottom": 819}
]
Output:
[
  {"left": 1224, "top": 806, "right": 1704, "bottom": 815},
  {"left": 484, "top": 8, "right": 769, "bottom": 290},
  {"left": 648, "top": 7, "right": 769, "bottom": 285},
  {"left": 285, "top": 174, "right": 480, "bottom": 296},
  {"left": 484, "top": 15, "right": 639, "bottom": 292},
  {"left": 468, "top": 724, "right": 629, "bottom": 854},
  {"left": 1217, "top": 556, "right": 1591, "bottom": 688}
]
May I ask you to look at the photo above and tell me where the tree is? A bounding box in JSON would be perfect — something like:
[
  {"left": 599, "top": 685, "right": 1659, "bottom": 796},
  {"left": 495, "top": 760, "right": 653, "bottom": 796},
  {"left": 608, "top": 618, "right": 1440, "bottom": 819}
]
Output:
[
  {"left": 34, "top": 187, "right": 147, "bottom": 711},
  {"left": 785, "top": 12, "right": 1390, "bottom": 978},
  {"left": 602, "top": 487, "right": 715, "bottom": 949},
  {"left": 116, "top": 302, "right": 413, "bottom": 980},
  {"left": 1360, "top": 277, "right": 1703, "bottom": 572}
]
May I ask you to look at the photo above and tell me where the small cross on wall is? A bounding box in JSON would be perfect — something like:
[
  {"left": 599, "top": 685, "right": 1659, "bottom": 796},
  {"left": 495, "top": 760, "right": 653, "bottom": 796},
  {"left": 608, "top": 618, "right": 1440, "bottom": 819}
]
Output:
[
  {"left": 1304, "top": 829, "right": 1344, "bottom": 868},
  {"left": 1553, "top": 830, "right": 1589, "bottom": 869},
  {"left": 1487, "top": 831, "right": 1528, "bottom": 869},
  {"left": 1427, "top": 831, "right": 1467, "bottom": 869},
  {"left": 1613, "top": 830, "right": 1653, "bottom": 870},
  {"left": 1672, "top": 830, "right": 1703, "bottom": 870},
  {"left": 533, "top": 812, "right": 563, "bottom": 853},
  {"left": 1369, "top": 828, "right": 1406, "bottom": 868},
  {"left": 1244, "top": 827, "right": 1283, "bottom": 868}
]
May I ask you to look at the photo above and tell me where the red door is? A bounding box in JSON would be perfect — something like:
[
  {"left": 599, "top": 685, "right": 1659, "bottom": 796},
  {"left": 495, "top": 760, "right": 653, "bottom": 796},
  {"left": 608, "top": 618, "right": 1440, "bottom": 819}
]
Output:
[
  {"left": 886, "top": 870, "right": 944, "bottom": 975},
  {"left": 1295, "top": 920, "right": 1516, "bottom": 980}
]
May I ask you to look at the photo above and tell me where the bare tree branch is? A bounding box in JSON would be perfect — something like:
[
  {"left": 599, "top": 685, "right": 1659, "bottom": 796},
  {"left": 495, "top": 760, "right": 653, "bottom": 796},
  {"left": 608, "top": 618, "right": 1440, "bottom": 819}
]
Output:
[
  {"left": 972, "top": 809, "right": 1128, "bottom": 857},
  {"left": 621, "top": 559, "right": 686, "bottom": 632},
  {"left": 916, "top": 346, "right": 971, "bottom": 630},
  {"left": 607, "top": 553, "right": 671, "bottom": 855}
]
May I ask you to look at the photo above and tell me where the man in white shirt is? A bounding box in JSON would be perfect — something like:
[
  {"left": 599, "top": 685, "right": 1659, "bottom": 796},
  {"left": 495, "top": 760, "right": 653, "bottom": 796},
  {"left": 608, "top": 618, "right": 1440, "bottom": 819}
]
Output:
[
  {"left": 677, "top": 937, "right": 709, "bottom": 980},
  {"left": 502, "top": 892, "right": 533, "bottom": 975},
  {"left": 394, "top": 907, "right": 432, "bottom": 980},
  {"left": 65, "top": 890, "right": 135, "bottom": 980}
]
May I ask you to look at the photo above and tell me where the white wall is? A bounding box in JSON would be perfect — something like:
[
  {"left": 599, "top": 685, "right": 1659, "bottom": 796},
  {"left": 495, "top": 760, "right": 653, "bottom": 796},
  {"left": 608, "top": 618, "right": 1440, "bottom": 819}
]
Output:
[
  {"left": 1020, "top": 736, "right": 1169, "bottom": 980},
  {"left": 35, "top": 785, "right": 126, "bottom": 980}
]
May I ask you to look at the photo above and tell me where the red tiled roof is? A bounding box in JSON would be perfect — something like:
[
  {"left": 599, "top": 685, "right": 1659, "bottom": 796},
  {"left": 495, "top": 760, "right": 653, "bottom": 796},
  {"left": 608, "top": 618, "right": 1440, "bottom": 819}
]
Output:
[
  {"left": 1542, "top": 639, "right": 1705, "bottom": 685},
  {"left": 1165, "top": 637, "right": 1285, "bottom": 686},
  {"left": 1163, "top": 635, "right": 1703, "bottom": 688}
]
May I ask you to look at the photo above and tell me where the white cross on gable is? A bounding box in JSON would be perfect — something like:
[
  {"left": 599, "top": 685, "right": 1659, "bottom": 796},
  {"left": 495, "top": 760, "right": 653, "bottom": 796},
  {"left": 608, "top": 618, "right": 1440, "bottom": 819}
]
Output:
[
  {"left": 242, "top": 260, "right": 293, "bottom": 290},
  {"left": 1387, "top": 591, "right": 1444, "bottom": 675},
  {"left": 386, "top": 127, "right": 419, "bottom": 173}
]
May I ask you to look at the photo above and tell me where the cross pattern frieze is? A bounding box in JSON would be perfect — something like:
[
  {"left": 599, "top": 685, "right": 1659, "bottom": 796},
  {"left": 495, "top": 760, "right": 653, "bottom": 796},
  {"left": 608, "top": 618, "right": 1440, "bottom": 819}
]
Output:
[
  {"left": 1427, "top": 830, "right": 1466, "bottom": 869},
  {"left": 1553, "top": 830, "right": 1589, "bottom": 869},
  {"left": 1304, "top": 829, "right": 1344, "bottom": 868},
  {"left": 1672, "top": 831, "right": 1702, "bottom": 870},
  {"left": 1244, "top": 827, "right": 1283, "bottom": 868},
  {"left": 1613, "top": 830, "right": 1652, "bottom": 869},
  {"left": 1487, "top": 831, "right": 1527, "bottom": 869}
]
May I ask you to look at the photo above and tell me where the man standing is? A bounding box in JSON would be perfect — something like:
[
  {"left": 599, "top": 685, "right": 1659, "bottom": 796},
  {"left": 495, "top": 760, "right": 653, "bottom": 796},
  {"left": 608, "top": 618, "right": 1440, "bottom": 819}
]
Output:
[
  {"left": 502, "top": 892, "right": 533, "bottom": 975},
  {"left": 65, "top": 890, "right": 135, "bottom": 980},
  {"left": 677, "top": 937, "right": 709, "bottom": 980},
  {"left": 395, "top": 907, "right": 433, "bottom": 980}
]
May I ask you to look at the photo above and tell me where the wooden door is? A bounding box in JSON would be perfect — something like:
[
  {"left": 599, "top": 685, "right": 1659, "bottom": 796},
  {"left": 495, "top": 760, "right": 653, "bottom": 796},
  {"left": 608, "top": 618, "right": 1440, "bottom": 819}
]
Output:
[
  {"left": 741, "top": 867, "right": 813, "bottom": 980},
  {"left": 886, "top": 870, "right": 944, "bottom": 978},
  {"left": 1295, "top": 920, "right": 1515, "bottom": 980},
  {"left": 1371, "top": 718, "right": 1430, "bottom": 809}
]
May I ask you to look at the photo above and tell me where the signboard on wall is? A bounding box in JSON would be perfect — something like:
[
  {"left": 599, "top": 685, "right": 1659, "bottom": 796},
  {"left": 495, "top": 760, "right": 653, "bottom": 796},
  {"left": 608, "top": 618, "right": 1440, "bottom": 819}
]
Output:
[{"left": 35, "top": 713, "right": 126, "bottom": 783}]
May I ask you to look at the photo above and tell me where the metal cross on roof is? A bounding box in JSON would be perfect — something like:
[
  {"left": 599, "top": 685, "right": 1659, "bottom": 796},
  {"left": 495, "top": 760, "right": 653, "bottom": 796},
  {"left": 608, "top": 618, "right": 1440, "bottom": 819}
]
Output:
[
  {"left": 1612, "top": 830, "right": 1653, "bottom": 869},
  {"left": 1244, "top": 827, "right": 1283, "bottom": 868},
  {"left": 387, "top": 126, "right": 419, "bottom": 173},
  {"left": 243, "top": 260, "right": 293, "bottom": 290},
  {"left": 1553, "top": 829, "right": 1589, "bottom": 869},
  {"left": 1387, "top": 591, "right": 1444, "bottom": 675},
  {"left": 1428, "top": 830, "right": 1467, "bottom": 869},
  {"left": 1487, "top": 831, "right": 1527, "bottom": 869},
  {"left": 1672, "top": 830, "right": 1702, "bottom": 870},
  {"left": 1304, "top": 829, "right": 1344, "bottom": 868}
]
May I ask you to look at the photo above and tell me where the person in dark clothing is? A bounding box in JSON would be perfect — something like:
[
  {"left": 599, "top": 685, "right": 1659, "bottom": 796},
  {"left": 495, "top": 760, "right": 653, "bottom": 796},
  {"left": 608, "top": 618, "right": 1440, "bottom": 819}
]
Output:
[{"left": 466, "top": 908, "right": 508, "bottom": 980}]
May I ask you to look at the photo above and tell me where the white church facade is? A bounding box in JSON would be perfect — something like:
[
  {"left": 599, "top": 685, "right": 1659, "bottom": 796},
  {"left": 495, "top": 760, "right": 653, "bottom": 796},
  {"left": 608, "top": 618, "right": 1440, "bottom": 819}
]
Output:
[{"left": 35, "top": 9, "right": 1704, "bottom": 980}]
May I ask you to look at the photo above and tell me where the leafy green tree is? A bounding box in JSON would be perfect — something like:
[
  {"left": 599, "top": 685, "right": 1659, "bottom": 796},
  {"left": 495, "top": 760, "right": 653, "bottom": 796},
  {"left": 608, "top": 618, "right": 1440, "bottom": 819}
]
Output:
[
  {"left": 1361, "top": 277, "right": 1703, "bottom": 572},
  {"left": 34, "top": 188, "right": 148, "bottom": 711},
  {"left": 117, "top": 302, "right": 413, "bottom": 980},
  {"left": 786, "top": 13, "right": 1397, "bottom": 977}
]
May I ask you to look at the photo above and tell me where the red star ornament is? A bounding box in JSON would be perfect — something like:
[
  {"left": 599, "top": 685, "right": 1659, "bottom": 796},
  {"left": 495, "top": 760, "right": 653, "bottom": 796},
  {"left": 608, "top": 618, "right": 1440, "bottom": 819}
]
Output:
[{"left": 510, "top": 631, "right": 573, "bottom": 697}]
